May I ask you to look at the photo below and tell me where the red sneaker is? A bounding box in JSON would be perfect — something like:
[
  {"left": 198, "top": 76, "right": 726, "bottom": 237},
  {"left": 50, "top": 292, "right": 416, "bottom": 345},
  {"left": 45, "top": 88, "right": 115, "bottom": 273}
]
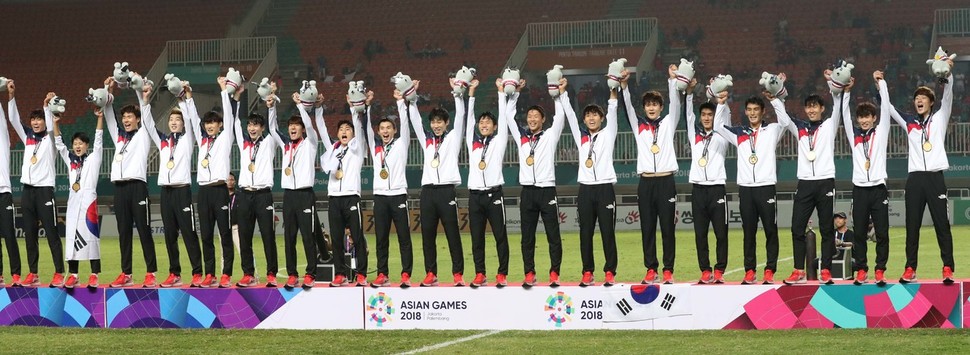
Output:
[
  {"left": 284, "top": 275, "right": 299, "bottom": 289},
  {"left": 86, "top": 274, "right": 99, "bottom": 289},
  {"left": 641, "top": 269, "right": 658, "bottom": 284},
  {"left": 236, "top": 275, "right": 256, "bottom": 288},
  {"left": 698, "top": 270, "right": 713, "bottom": 284},
  {"left": 142, "top": 273, "right": 157, "bottom": 288},
  {"left": 400, "top": 272, "right": 411, "bottom": 288},
  {"left": 470, "top": 273, "right": 486, "bottom": 288},
  {"left": 899, "top": 267, "right": 917, "bottom": 283},
  {"left": 370, "top": 273, "right": 389, "bottom": 288},
  {"left": 160, "top": 273, "right": 182, "bottom": 288},
  {"left": 604, "top": 271, "right": 616, "bottom": 287},
  {"left": 355, "top": 274, "right": 367, "bottom": 287},
  {"left": 819, "top": 269, "right": 833, "bottom": 285},
  {"left": 662, "top": 270, "right": 674, "bottom": 284},
  {"left": 453, "top": 273, "right": 465, "bottom": 287},
  {"left": 713, "top": 270, "right": 725, "bottom": 284},
  {"left": 762, "top": 270, "right": 775, "bottom": 284},
  {"left": 302, "top": 274, "right": 315, "bottom": 289},
  {"left": 64, "top": 274, "right": 78, "bottom": 289},
  {"left": 495, "top": 274, "right": 508, "bottom": 288},
  {"left": 420, "top": 272, "right": 438, "bottom": 287},
  {"left": 742, "top": 270, "right": 756, "bottom": 284},
  {"left": 218, "top": 274, "right": 232, "bottom": 288},
  {"left": 549, "top": 271, "right": 560, "bottom": 287},
  {"left": 109, "top": 273, "right": 132, "bottom": 288},
  {"left": 523, "top": 271, "right": 536, "bottom": 288},
  {"left": 190, "top": 274, "right": 203, "bottom": 288},
  {"left": 853, "top": 270, "right": 868, "bottom": 285},
  {"left": 265, "top": 274, "right": 278, "bottom": 287},
  {"left": 11, "top": 274, "right": 22, "bottom": 287},
  {"left": 874, "top": 270, "right": 887, "bottom": 286},
  {"left": 329, "top": 274, "right": 347, "bottom": 287},
  {"left": 22, "top": 273, "right": 40, "bottom": 287},
  {"left": 580, "top": 271, "right": 594, "bottom": 287},
  {"left": 943, "top": 266, "right": 954, "bottom": 285},
  {"left": 49, "top": 273, "right": 65, "bottom": 288},
  {"left": 783, "top": 269, "right": 806, "bottom": 285}
]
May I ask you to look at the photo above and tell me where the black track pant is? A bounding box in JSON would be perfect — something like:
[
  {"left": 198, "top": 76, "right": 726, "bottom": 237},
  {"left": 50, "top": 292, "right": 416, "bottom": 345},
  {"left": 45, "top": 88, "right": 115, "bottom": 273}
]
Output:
[
  {"left": 68, "top": 259, "right": 101, "bottom": 274},
  {"left": 468, "top": 187, "right": 509, "bottom": 275},
  {"left": 639, "top": 175, "right": 677, "bottom": 272},
  {"left": 282, "top": 188, "right": 323, "bottom": 276},
  {"left": 520, "top": 186, "right": 562, "bottom": 275},
  {"left": 329, "top": 195, "right": 366, "bottom": 278},
  {"left": 373, "top": 194, "right": 412, "bottom": 276},
  {"left": 114, "top": 181, "right": 156, "bottom": 274},
  {"left": 578, "top": 183, "right": 617, "bottom": 274},
  {"left": 198, "top": 184, "right": 232, "bottom": 276},
  {"left": 160, "top": 186, "right": 202, "bottom": 276},
  {"left": 739, "top": 185, "right": 779, "bottom": 272},
  {"left": 22, "top": 186, "right": 61, "bottom": 274},
  {"left": 693, "top": 184, "right": 728, "bottom": 272},
  {"left": 237, "top": 188, "right": 278, "bottom": 276},
  {"left": 852, "top": 184, "right": 890, "bottom": 272},
  {"left": 419, "top": 185, "right": 463, "bottom": 275},
  {"left": 0, "top": 193, "right": 21, "bottom": 276},
  {"left": 791, "top": 178, "right": 835, "bottom": 270},
  {"left": 904, "top": 171, "right": 954, "bottom": 271}
]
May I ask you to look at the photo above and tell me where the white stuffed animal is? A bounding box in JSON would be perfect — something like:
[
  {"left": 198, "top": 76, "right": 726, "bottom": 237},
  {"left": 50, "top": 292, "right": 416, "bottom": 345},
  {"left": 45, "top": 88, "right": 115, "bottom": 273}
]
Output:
[
  {"left": 0, "top": 77, "right": 8, "bottom": 92},
  {"left": 547, "top": 65, "right": 564, "bottom": 97},
  {"left": 828, "top": 59, "right": 854, "bottom": 95},
  {"left": 298, "top": 80, "right": 318, "bottom": 111},
  {"left": 253, "top": 77, "right": 274, "bottom": 101},
  {"left": 607, "top": 58, "right": 627, "bottom": 90},
  {"left": 348, "top": 81, "right": 367, "bottom": 114},
  {"left": 85, "top": 86, "right": 112, "bottom": 108},
  {"left": 225, "top": 67, "right": 244, "bottom": 94},
  {"left": 452, "top": 66, "right": 476, "bottom": 96},
  {"left": 130, "top": 73, "right": 154, "bottom": 93},
  {"left": 674, "top": 58, "right": 696, "bottom": 92},
  {"left": 113, "top": 62, "right": 131, "bottom": 89},
  {"left": 163, "top": 74, "right": 187, "bottom": 98},
  {"left": 759, "top": 72, "right": 788, "bottom": 101},
  {"left": 391, "top": 72, "right": 417, "bottom": 103},
  {"left": 926, "top": 46, "right": 957, "bottom": 80},
  {"left": 706, "top": 74, "right": 734, "bottom": 100},
  {"left": 501, "top": 68, "right": 520, "bottom": 95},
  {"left": 49, "top": 96, "right": 66, "bottom": 114}
]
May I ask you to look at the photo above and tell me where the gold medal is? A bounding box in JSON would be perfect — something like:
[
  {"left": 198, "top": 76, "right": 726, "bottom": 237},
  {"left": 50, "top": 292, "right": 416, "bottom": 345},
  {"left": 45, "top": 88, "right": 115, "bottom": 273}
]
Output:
[
  {"left": 114, "top": 154, "right": 123, "bottom": 162},
  {"left": 284, "top": 167, "right": 293, "bottom": 176},
  {"left": 526, "top": 155, "right": 535, "bottom": 166},
  {"left": 650, "top": 144, "right": 660, "bottom": 154},
  {"left": 922, "top": 141, "right": 932, "bottom": 152},
  {"left": 864, "top": 160, "right": 871, "bottom": 171},
  {"left": 478, "top": 160, "right": 487, "bottom": 170},
  {"left": 166, "top": 160, "right": 175, "bottom": 169},
  {"left": 335, "top": 169, "right": 344, "bottom": 180},
  {"left": 248, "top": 163, "right": 256, "bottom": 173},
  {"left": 806, "top": 150, "right": 817, "bottom": 162},
  {"left": 430, "top": 158, "right": 440, "bottom": 168},
  {"left": 30, "top": 155, "right": 37, "bottom": 165},
  {"left": 585, "top": 158, "right": 594, "bottom": 168},
  {"left": 201, "top": 159, "right": 209, "bottom": 168},
  {"left": 698, "top": 156, "right": 708, "bottom": 167},
  {"left": 748, "top": 154, "right": 759, "bottom": 165},
  {"left": 72, "top": 183, "right": 80, "bottom": 192},
  {"left": 379, "top": 168, "right": 389, "bottom": 180}
]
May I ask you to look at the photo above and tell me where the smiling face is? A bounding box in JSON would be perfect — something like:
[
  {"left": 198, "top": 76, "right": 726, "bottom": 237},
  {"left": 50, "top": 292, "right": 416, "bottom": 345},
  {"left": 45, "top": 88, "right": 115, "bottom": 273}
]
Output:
[
  {"left": 478, "top": 115, "right": 496, "bottom": 136},
  {"left": 643, "top": 101, "right": 663, "bottom": 120},
  {"left": 700, "top": 108, "right": 715, "bottom": 130},
  {"left": 169, "top": 113, "right": 184, "bottom": 133},
  {"left": 584, "top": 111, "right": 604, "bottom": 133},
  {"left": 429, "top": 117, "right": 448, "bottom": 136},
  {"left": 914, "top": 94, "right": 932, "bottom": 117},
  {"left": 745, "top": 103, "right": 764, "bottom": 127},
  {"left": 30, "top": 116, "right": 46, "bottom": 133},
  {"left": 72, "top": 137, "right": 89, "bottom": 156},
  {"left": 247, "top": 121, "right": 264, "bottom": 140},
  {"left": 804, "top": 102, "right": 825, "bottom": 122},
  {"left": 526, "top": 108, "right": 545, "bottom": 133},
  {"left": 122, "top": 112, "right": 140, "bottom": 133},
  {"left": 337, "top": 122, "right": 354, "bottom": 145},
  {"left": 204, "top": 120, "right": 223, "bottom": 136},
  {"left": 288, "top": 123, "right": 304, "bottom": 141},
  {"left": 378, "top": 120, "right": 397, "bottom": 144},
  {"left": 858, "top": 114, "right": 876, "bottom": 130}
]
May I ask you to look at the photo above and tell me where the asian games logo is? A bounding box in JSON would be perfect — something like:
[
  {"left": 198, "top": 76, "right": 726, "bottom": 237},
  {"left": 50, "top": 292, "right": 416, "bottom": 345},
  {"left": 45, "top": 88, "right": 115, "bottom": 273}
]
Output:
[
  {"left": 367, "top": 292, "right": 394, "bottom": 327},
  {"left": 544, "top": 291, "right": 573, "bottom": 328}
]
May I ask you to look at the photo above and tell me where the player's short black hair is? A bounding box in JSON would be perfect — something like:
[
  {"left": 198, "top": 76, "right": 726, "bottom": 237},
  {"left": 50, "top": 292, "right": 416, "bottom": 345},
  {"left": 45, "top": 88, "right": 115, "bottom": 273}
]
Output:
[
  {"left": 527, "top": 105, "right": 545, "bottom": 119},
  {"left": 856, "top": 102, "right": 878, "bottom": 118},
  {"left": 202, "top": 111, "right": 222, "bottom": 124},
  {"left": 641, "top": 90, "right": 665, "bottom": 107},
  {"left": 744, "top": 96, "right": 765, "bottom": 110},
  {"left": 583, "top": 104, "right": 605, "bottom": 118},
  {"left": 429, "top": 107, "right": 449, "bottom": 122},
  {"left": 699, "top": 102, "right": 716, "bottom": 114},
  {"left": 478, "top": 111, "right": 496, "bottom": 125},
  {"left": 248, "top": 113, "right": 265, "bottom": 127},
  {"left": 72, "top": 131, "right": 90, "bottom": 145},
  {"left": 120, "top": 104, "right": 141, "bottom": 118},
  {"left": 804, "top": 94, "right": 825, "bottom": 107}
]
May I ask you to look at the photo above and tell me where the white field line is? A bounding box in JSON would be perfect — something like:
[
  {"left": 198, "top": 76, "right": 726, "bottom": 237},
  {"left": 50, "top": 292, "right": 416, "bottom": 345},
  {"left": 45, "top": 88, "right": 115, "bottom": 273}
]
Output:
[{"left": 397, "top": 330, "right": 506, "bottom": 354}]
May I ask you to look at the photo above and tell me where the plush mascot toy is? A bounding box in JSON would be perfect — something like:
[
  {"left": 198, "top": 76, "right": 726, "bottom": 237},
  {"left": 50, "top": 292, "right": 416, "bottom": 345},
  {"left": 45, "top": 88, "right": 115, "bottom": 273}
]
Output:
[
  {"left": 452, "top": 66, "right": 476, "bottom": 96},
  {"left": 706, "top": 74, "right": 734, "bottom": 100},
  {"left": 391, "top": 72, "right": 417, "bottom": 103},
  {"left": 760, "top": 72, "right": 788, "bottom": 101},
  {"left": 607, "top": 58, "right": 627, "bottom": 90},
  {"left": 674, "top": 58, "right": 696, "bottom": 92},
  {"left": 547, "top": 65, "right": 563, "bottom": 97},
  {"left": 348, "top": 81, "right": 367, "bottom": 114}
]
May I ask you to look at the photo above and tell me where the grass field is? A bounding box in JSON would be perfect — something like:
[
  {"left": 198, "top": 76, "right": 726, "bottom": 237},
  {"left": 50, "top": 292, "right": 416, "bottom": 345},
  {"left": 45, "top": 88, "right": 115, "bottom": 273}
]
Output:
[{"left": 9, "top": 227, "right": 968, "bottom": 283}]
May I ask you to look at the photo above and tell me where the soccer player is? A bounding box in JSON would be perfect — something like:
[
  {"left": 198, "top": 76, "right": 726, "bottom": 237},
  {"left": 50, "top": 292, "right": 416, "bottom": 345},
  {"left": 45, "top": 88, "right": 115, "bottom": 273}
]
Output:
[
  {"left": 886, "top": 58, "right": 956, "bottom": 284},
  {"left": 146, "top": 78, "right": 203, "bottom": 288},
  {"left": 771, "top": 71, "right": 843, "bottom": 285},
  {"left": 411, "top": 78, "right": 466, "bottom": 287},
  {"left": 53, "top": 103, "right": 103, "bottom": 288},
  {"left": 843, "top": 71, "right": 890, "bottom": 285},
  {"left": 0, "top": 79, "right": 22, "bottom": 287},
  {"left": 714, "top": 95, "right": 788, "bottom": 284},
  {"left": 9, "top": 85, "right": 64, "bottom": 287},
  {"left": 622, "top": 64, "right": 681, "bottom": 284},
  {"left": 234, "top": 93, "right": 280, "bottom": 288},
  {"left": 105, "top": 76, "right": 157, "bottom": 288},
  {"left": 508, "top": 81, "right": 566, "bottom": 288},
  {"left": 318, "top": 91, "right": 368, "bottom": 287},
  {"left": 271, "top": 91, "right": 326, "bottom": 289},
  {"left": 465, "top": 78, "right": 511, "bottom": 288},
  {"left": 564, "top": 76, "right": 619, "bottom": 287},
  {"left": 685, "top": 83, "right": 730, "bottom": 284},
  {"left": 367, "top": 86, "right": 415, "bottom": 288}
]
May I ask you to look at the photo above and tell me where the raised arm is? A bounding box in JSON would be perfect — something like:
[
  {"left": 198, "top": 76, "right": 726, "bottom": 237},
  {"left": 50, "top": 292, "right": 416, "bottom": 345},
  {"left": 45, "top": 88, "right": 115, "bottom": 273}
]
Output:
[
  {"left": 501, "top": 78, "right": 522, "bottom": 143},
  {"left": 94, "top": 109, "right": 104, "bottom": 154},
  {"left": 352, "top": 102, "right": 368, "bottom": 154},
  {"left": 140, "top": 86, "right": 161, "bottom": 148},
  {"left": 770, "top": 97, "right": 796, "bottom": 135},
  {"left": 826, "top": 90, "right": 844, "bottom": 137},
  {"left": 622, "top": 85, "right": 639, "bottom": 134},
  {"left": 182, "top": 87, "right": 203, "bottom": 145},
  {"left": 561, "top": 87, "right": 582, "bottom": 148},
  {"left": 408, "top": 99, "right": 426, "bottom": 143},
  {"left": 605, "top": 89, "right": 618, "bottom": 138},
  {"left": 841, "top": 91, "right": 855, "bottom": 142},
  {"left": 451, "top": 89, "right": 467, "bottom": 149},
  {"left": 52, "top": 115, "right": 70, "bottom": 166},
  {"left": 312, "top": 101, "right": 332, "bottom": 149},
  {"left": 713, "top": 97, "right": 738, "bottom": 147},
  {"left": 665, "top": 65, "right": 682, "bottom": 131},
  {"left": 267, "top": 99, "right": 285, "bottom": 148},
  {"left": 43, "top": 93, "right": 54, "bottom": 133},
  {"left": 874, "top": 71, "right": 898, "bottom": 133},
  {"left": 685, "top": 93, "right": 697, "bottom": 139},
  {"left": 465, "top": 95, "right": 476, "bottom": 151},
  {"left": 232, "top": 100, "right": 244, "bottom": 150},
  {"left": 6, "top": 81, "right": 26, "bottom": 143},
  {"left": 937, "top": 64, "right": 954, "bottom": 128}
]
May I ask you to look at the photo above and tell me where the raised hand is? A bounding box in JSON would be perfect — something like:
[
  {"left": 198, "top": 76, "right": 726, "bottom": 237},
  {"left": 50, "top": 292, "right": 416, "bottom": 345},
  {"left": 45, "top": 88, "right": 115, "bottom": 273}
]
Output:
[{"left": 365, "top": 90, "right": 375, "bottom": 106}]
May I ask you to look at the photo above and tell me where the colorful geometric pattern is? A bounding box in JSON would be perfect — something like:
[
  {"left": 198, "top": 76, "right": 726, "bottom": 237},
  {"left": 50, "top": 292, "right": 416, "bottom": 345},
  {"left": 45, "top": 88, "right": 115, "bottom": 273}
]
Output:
[
  {"left": 0, "top": 288, "right": 104, "bottom": 327},
  {"left": 107, "top": 288, "right": 297, "bottom": 328},
  {"left": 544, "top": 291, "right": 573, "bottom": 328},
  {"left": 725, "top": 283, "right": 963, "bottom": 329},
  {"left": 367, "top": 292, "right": 394, "bottom": 327}
]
